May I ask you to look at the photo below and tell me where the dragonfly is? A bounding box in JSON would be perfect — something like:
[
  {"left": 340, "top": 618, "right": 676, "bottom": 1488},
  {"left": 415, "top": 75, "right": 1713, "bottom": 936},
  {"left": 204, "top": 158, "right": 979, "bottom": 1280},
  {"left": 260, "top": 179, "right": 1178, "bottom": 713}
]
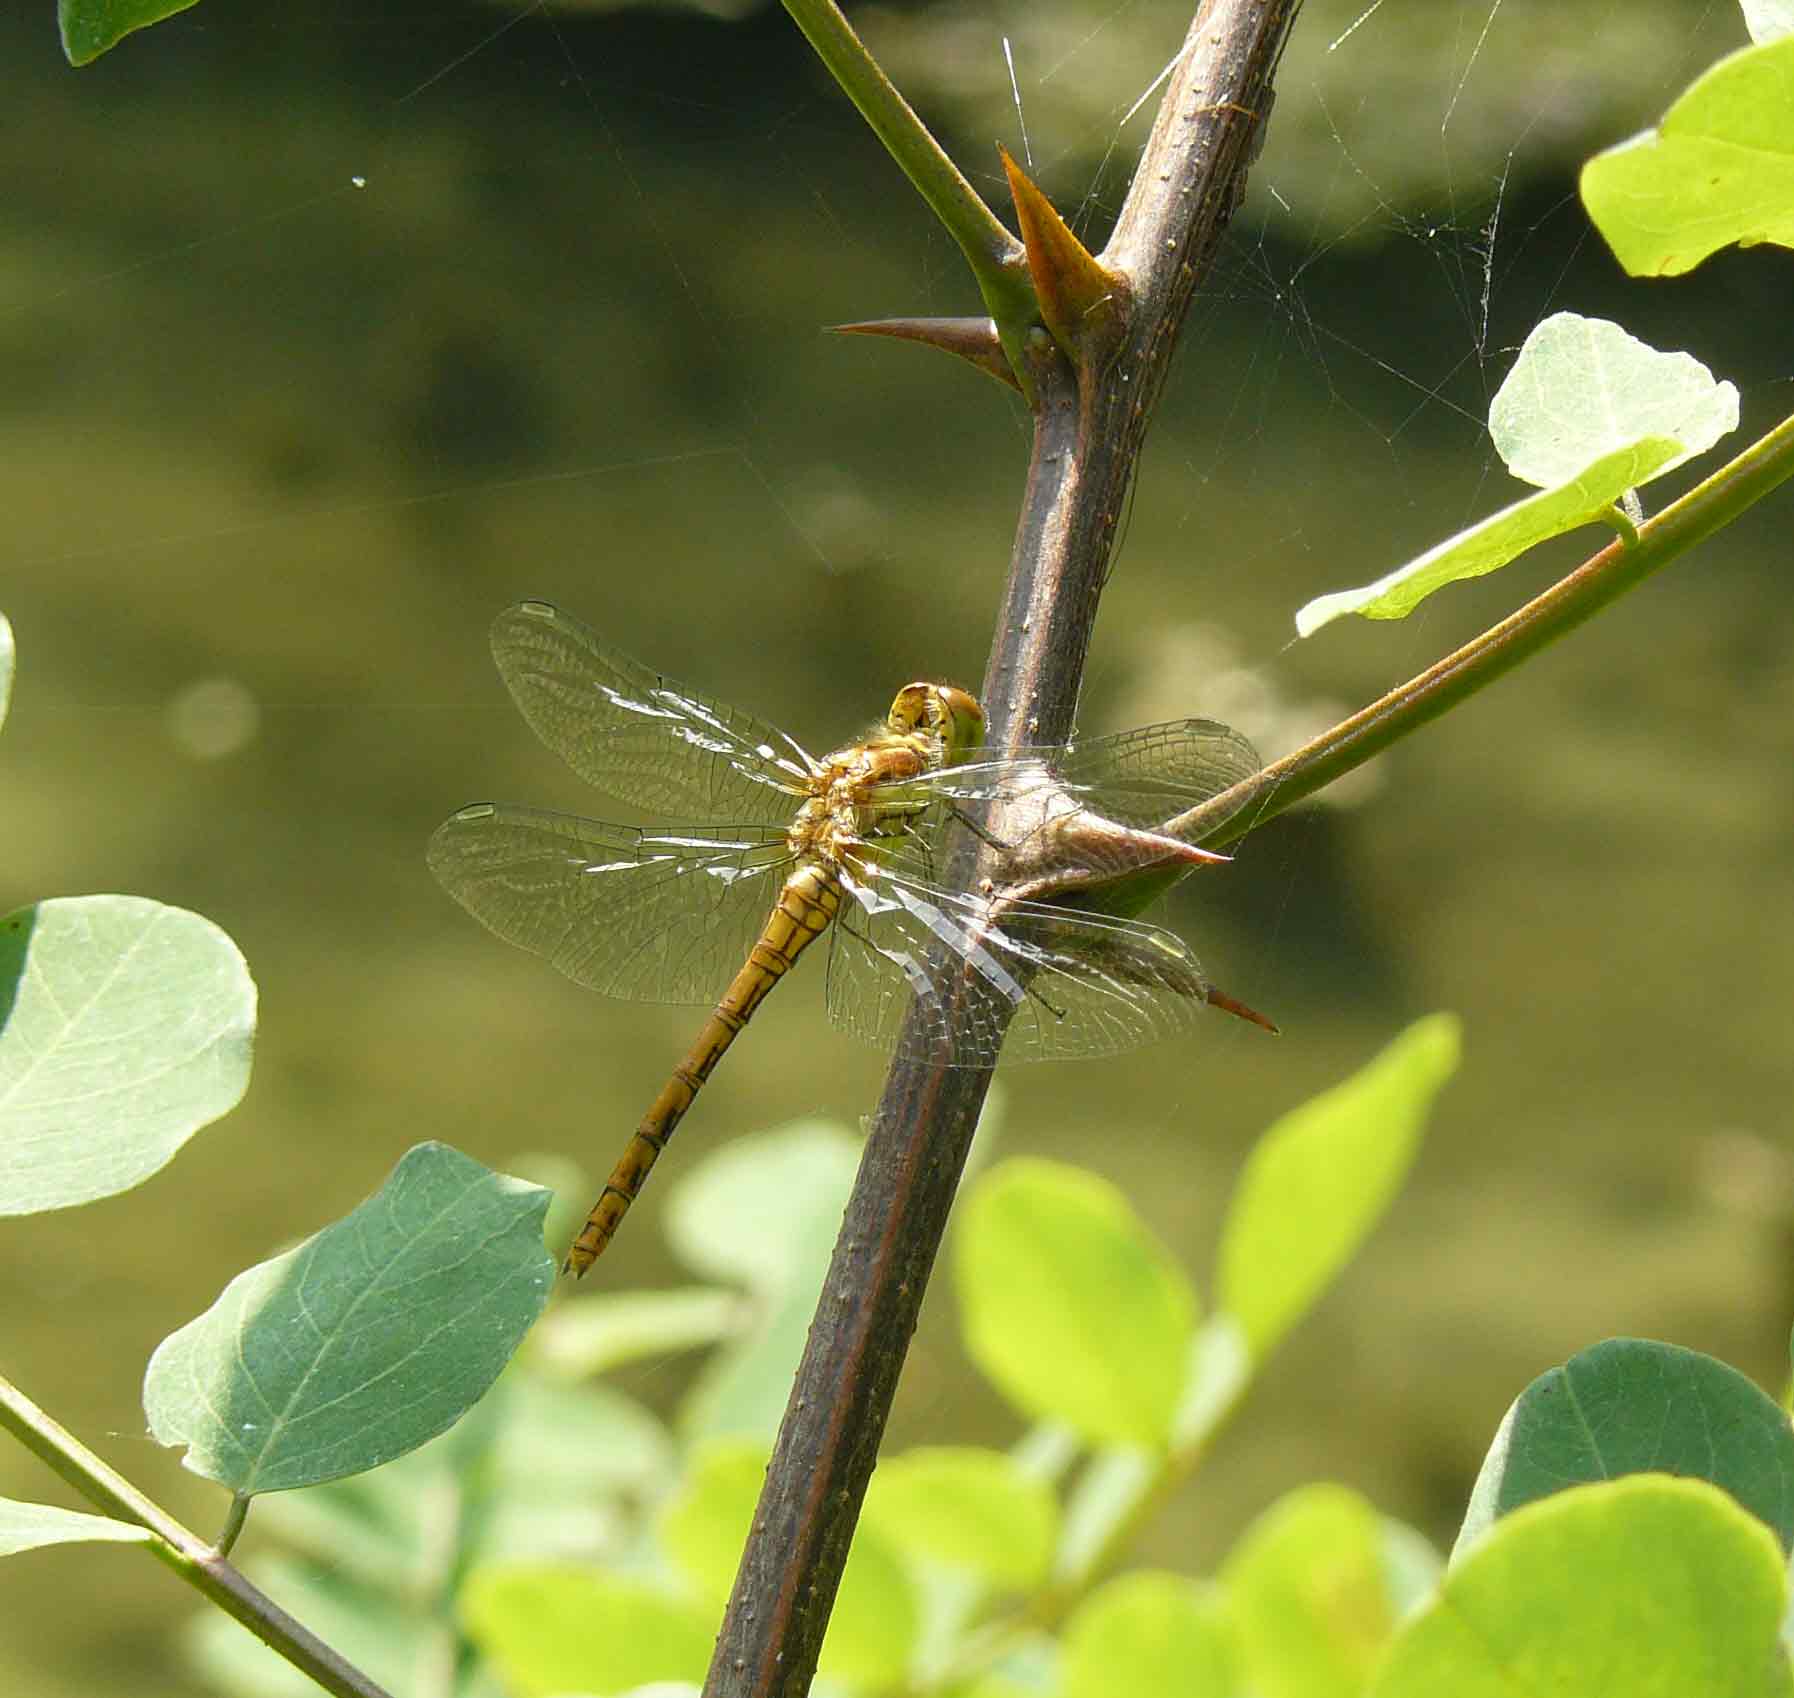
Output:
[{"left": 429, "top": 600, "right": 1275, "bottom": 1275}]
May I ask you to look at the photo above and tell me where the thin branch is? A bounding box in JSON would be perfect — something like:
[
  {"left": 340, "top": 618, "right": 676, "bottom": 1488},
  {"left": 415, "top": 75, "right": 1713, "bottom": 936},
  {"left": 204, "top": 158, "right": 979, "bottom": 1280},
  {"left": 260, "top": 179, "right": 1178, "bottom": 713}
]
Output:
[
  {"left": 1174, "top": 397, "right": 1794, "bottom": 852},
  {"left": 703, "top": 5, "right": 1302, "bottom": 1694},
  {"left": 0, "top": 1372, "right": 396, "bottom": 1698},
  {"left": 778, "top": 0, "right": 1036, "bottom": 365}
]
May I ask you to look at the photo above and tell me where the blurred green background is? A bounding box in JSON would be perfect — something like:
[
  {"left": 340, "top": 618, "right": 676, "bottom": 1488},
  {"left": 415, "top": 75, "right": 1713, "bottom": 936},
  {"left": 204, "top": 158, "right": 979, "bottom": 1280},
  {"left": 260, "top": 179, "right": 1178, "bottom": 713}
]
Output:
[{"left": 4, "top": 1, "right": 1792, "bottom": 1692}]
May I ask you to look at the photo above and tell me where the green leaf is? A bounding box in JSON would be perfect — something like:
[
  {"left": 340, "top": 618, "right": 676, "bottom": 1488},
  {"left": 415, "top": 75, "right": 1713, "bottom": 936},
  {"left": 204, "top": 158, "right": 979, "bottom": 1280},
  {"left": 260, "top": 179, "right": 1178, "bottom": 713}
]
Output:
[
  {"left": 956, "top": 1159, "right": 1197, "bottom": 1448},
  {"left": 0, "top": 1498, "right": 150, "bottom": 1555},
  {"left": 1372, "top": 1478, "right": 1791, "bottom": 1698},
  {"left": 1215, "top": 1016, "right": 1459, "bottom": 1361},
  {"left": 1454, "top": 1337, "right": 1794, "bottom": 1560},
  {"left": 1742, "top": 1, "right": 1794, "bottom": 44},
  {"left": 460, "top": 1563, "right": 714, "bottom": 1698},
  {"left": 58, "top": 0, "right": 202, "bottom": 65},
  {"left": 862, "top": 1445, "right": 1058, "bottom": 1590},
  {"left": 531, "top": 1286, "right": 739, "bottom": 1379},
  {"left": 657, "top": 1437, "right": 768, "bottom": 1605},
  {"left": 1222, "top": 1484, "right": 1400, "bottom": 1698},
  {"left": 1059, "top": 1571, "right": 1238, "bottom": 1698},
  {"left": 819, "top": 1511, "right": 922, "bottom": 1689},
  {"left": 1488, "top": 314, "right": 1739, "bottom": 488},
  {"left": 0, "top": 612, "right": 12, "bottom": 733},
  {"left": 144, "top": 1143, "right": 553, "bottom": 1493},
  {"left": 666, "top": 1119, "right": 861, "bottom": 1443},
  {"left": 1296, "top": 315, "right": 1738, "bottom": 635},
  {"left": 483, "top": 1375, "right": 677, "bottom": 1560},
  {"left": 658, "top": 1436, "right": 919, "bottom": 1687},
  {"left": 0, "top": 896, "right": 255, "bottom": 1215},
  {"left": 1582, "top": 35, "right": 1794, "bottom": 276}
]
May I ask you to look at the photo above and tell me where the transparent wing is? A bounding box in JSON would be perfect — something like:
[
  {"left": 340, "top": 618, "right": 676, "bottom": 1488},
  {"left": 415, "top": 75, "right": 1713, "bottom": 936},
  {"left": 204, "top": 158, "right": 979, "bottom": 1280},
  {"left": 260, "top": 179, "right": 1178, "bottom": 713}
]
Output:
[
  {"left": 489, "top": 600, "right": 813, "bottom": 826},
  {"left": 825, "top": 866, "right": 1213, "bottom": 1066},
  {"left": 926, "top": 719, "right": 1261, "bottom": 834},
  {"left": 428, "top": 802, "right": 793, "bottom": 1004},
  {"left": 1054, "top": 719, "right": 1261, "bottom": 832}
]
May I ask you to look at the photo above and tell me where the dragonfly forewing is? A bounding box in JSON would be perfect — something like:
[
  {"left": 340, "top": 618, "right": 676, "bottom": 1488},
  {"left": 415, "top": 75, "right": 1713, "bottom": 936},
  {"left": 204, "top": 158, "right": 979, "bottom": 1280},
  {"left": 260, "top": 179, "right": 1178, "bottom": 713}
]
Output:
[{"left": 491, "top": 601, "right": 814, "bottom": 827}]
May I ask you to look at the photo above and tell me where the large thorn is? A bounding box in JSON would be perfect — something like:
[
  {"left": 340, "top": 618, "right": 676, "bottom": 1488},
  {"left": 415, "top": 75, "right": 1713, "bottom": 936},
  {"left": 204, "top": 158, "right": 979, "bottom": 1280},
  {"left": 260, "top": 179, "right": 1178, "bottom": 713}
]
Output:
[
  {"left": 830, "top": 316, "right": 1021, "bottom": 391},
  {"left": 998, "top": 145, "right": 1128, "bottom": 366}
]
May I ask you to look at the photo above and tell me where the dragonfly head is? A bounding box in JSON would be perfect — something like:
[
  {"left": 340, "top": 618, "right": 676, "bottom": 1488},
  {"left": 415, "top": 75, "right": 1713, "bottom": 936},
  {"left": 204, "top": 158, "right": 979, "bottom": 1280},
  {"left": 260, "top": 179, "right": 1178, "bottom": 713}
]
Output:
[{"left": 888, "top": 682, "right": 985, "bottom": 767}]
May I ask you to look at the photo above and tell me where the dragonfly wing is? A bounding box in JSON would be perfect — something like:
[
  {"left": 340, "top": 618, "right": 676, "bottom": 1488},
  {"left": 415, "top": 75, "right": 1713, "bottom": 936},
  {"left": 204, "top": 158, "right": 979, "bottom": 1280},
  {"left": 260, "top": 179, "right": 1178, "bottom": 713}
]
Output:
[
  {"left": 926, "top": 721, "right": 1261, "bottom": 834},
  {"left": 489, "top": 601, "right": 813, "bottom": 826},
  {"left": 1054, "top": 719, "right": 1262, "bottom": 832},
  {"left": 429, "top": 802, "right": 791, "bottom": 1004},
  {"left": 826, "top": 870, "right": 1210, "bottom": 1065}
]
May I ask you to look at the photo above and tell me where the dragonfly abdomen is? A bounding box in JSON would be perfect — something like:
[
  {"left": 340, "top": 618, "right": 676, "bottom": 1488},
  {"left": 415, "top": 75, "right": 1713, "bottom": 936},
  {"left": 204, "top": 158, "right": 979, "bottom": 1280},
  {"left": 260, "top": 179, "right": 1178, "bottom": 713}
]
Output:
[{"left": 563, "top": 862, "right": 844, "bottom": 1275}]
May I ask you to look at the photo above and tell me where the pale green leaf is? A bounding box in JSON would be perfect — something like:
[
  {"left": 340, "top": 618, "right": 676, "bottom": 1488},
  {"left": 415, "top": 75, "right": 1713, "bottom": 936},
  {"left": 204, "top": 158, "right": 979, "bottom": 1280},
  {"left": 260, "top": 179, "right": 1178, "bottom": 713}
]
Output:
[
  {"left": 1454, "top": 1337, "right": 1794, "bottom": 1562},
  {"left": 862, "top": 1445, "right": 1058, "bottom": 1589},
  {"left": 1742, "top": 1, "right": 1794, "bottom": 44},
  {"left": 460, "top": 1564, "right": 714, "bottom": 1698},
  {"left": 1060, "top": 1571, "right": 1238, "bottom": 1698},
  {"left": 819, "top": 1512, "right": 921, "bottom": 1689},
  {"left": 956, "top": 1159, "right": 1196, "bottom": 1448},
  {"left": 658, "top": 1435, "right": 918, "bottom": 1687},
  {"left": 1582, "top": 35, "right": 1794, "bottom": 276},
  {"left": 0, "top": 896, "right": 255, "bottom": 1215},
  {"left": 530, "top": 1286, "right": 739, "bottom": 1379},
  {"left": 59, "top": 0, "right": 202, "bottom": 65},
  {"left": 1488, "top": 314, "right": 1738, "bottom": 488},
  {"left": 144, "top": 1142, "right": 553, "bottom": 1493},
  {"left": 667, "top": 1119, "right": 860, "bottom": 1444},
  {"left": 1222, "top": 1484, "right": 1399, "bottom": 1698},
  {"left": 1372, "top": 1478, "right": 1791, "bottom": 1698},
  {"left": 0, "top": 612, "right": 12, "bottom": 733},
  {"left": 0, "top": 1498, "right": 150, "bottom": 1556},
  {"left": 1296, "top": 315, "right": 1737, "bottom": 636},
  {"left": 1215, "top": 1017, "right": 1459, "bottom": 1361},
  {"left": 665, "top": 1118, "right": 860, "bottom": 1292},
  {"left": 657, "top": 1437, "right": 768, "bottom": 1605}
]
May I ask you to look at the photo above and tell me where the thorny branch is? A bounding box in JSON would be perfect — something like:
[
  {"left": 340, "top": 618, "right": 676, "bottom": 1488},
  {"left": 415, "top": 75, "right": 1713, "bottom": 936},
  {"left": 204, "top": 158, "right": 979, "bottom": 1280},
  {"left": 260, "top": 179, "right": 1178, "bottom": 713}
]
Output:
[{"left": 704, "top": 5, "right": 1303, "bottom": 1694}]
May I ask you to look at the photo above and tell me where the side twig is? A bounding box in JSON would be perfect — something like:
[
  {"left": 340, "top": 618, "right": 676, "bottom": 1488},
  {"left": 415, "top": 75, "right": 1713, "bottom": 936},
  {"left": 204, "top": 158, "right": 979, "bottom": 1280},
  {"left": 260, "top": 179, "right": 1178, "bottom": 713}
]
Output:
[{"left": 0, "top": 1372, "right": 395, "bottom": 1698}]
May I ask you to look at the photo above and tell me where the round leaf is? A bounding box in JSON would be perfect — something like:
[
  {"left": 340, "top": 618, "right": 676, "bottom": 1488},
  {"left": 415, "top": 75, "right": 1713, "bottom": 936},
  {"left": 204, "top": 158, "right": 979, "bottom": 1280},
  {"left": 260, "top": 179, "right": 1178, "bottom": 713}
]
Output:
[
  {"left": 660, "top": 1436, "right": 919, "bottom": 1687},
  {"left": 0, "top": 896, "right": 255, "bottom": 1215},
  {"left": 1295, "top": 316, "right": 1738, "bottom": 636},
  {"left": 1216, "top": 1016, "right": 1458, "bottom": 1361},
  {"left": 1489, "top": 314, "right": 1738, "bottom": 490},
  {"left": 1455, "top": 1337, "right": 1794, "bottom": 1560},
  {"left": 144, "top": 1142, "right": 553, "bottom": 1493},
  {"left": 0, "top": 1498, "right": 150, "bottom": 1556},
  {"left": 1373, "top": 1478, "right": 1790, "bottom": 1698},
  {"left": 460, "top": 1563, "right": 713, "bottom": 1698},
  {"left": 666, "top": 1120, "right": 862, "bottom": 1444},
  {"left": 1581, "top": 35, "right": 1794, "bottom": 276},
  {"left": 1222, "top": 1484, "right": 1399, "bottom": 1698},
  {"left": 862, "top": 1445, "right": 1059, "bottom": 1589},
  {"left": 1060, "top": 1571, "right": 1237, "bottom": 1698},
  {"left": 956, "top": 1159, "right": 1196, "bottom": 1448},
  {"left": 658, "top": 1437, "right": 768, "bottom": 1606}
]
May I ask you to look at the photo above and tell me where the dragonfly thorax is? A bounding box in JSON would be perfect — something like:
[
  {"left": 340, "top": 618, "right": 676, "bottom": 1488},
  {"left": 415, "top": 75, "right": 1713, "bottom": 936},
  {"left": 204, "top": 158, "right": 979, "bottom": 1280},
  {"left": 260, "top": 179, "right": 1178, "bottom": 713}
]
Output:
[{"left": 788, "top": 737, "right": 935, "bottom": 867}]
